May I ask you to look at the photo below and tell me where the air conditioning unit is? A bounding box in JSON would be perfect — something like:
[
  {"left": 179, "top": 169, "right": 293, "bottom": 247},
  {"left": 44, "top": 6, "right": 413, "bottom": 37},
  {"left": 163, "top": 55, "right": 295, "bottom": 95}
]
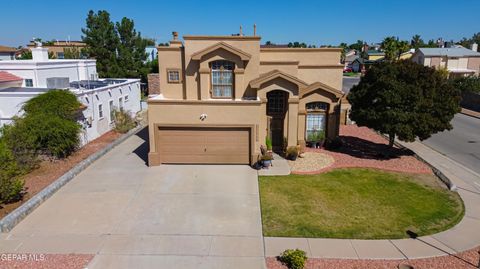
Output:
[{"left": 46, "top": 77, "right": 70, "bottom": 89}]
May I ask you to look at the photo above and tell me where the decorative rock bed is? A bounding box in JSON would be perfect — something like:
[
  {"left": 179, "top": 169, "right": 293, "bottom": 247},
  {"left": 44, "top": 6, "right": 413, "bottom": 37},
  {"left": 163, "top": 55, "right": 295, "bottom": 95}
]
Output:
[{"left": 288, "top": 152, "right": 334, "bottom": 173}]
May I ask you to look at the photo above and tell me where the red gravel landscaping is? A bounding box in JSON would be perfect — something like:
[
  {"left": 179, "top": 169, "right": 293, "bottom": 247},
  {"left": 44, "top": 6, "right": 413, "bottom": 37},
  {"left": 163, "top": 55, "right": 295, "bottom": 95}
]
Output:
[
  {"left": 0, "top": 131, "right": 122, "bottom": 218},
  {"left": 0, "top": 254, "right": 94, "bottom": 269},
  {"left": 267, "top": 247, "right": 480, "bottom": 269},
  {"left": 294, "top": 125, "right": 432, "bottom": 175}
]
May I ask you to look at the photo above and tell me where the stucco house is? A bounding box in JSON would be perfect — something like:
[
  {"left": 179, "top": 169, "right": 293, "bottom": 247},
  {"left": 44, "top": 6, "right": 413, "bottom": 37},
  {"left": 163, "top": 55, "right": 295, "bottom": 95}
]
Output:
[
  {"left": 26, "top": 40, "right": 86, "bottom": 59},
  {"left": 411, "top": 45, "right": 480, "bottom": 77},
  {"left": 147, "top": 31, "right": 344, "bottom": 166}
]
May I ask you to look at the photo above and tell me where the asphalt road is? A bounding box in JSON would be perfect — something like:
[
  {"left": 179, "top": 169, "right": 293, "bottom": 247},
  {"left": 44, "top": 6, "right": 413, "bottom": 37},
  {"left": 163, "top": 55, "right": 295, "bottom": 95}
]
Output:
[
  {"left": 342, "top": 76, "right": 360, "bottom": 94},
  {"left": 423, "top": 113, "right": 480, "bottom": 175}
]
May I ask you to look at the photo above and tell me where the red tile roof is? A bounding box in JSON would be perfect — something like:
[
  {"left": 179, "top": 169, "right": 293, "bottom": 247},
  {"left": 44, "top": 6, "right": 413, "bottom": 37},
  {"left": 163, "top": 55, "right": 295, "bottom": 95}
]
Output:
[{"left": 0, "top": 71, "right": 23, "bottom": 82}]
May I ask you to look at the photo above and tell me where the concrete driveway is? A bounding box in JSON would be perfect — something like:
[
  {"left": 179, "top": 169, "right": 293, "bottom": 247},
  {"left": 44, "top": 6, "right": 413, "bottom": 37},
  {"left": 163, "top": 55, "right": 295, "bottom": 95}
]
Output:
[{"left": 0, "top": 128, "right": 265, "bottom": 268}]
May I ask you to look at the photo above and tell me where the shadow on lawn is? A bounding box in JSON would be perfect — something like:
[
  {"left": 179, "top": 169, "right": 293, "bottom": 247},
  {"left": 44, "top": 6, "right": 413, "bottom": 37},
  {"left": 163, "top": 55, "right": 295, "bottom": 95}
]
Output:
[
  {"left": 329, "top": 135, "right": 415, "bottom": 160},
  {"left": 133, "top": 126, "right": 149, "bottom": 166}
]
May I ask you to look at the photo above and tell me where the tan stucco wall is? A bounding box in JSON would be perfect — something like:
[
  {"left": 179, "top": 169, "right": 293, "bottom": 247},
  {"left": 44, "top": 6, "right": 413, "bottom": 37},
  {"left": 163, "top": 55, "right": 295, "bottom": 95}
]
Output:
[
  {"left": 149, "top": 34, "right": 343, "bottom": 165},
  {"left": 147, "top": 100, "right": 262, "bottom": 165},
  {"left": 467, "top": 57, "right": 480, "bottom": 75}
]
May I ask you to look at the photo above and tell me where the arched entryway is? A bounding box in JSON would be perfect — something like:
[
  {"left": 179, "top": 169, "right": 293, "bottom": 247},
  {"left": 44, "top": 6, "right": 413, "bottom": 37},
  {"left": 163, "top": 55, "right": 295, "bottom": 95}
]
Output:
[{"left": 267, "top": 90, "right": 289, "bottom": 151}]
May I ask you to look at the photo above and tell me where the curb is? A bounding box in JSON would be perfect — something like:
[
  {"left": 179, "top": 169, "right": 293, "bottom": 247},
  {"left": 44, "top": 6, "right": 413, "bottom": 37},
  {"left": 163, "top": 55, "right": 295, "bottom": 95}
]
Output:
[
  {"left": 460, "top": 109, "right": 480, "bottom": 120},
  {"left": 0, "top": 125, "right": 146, "bottom": 233}
]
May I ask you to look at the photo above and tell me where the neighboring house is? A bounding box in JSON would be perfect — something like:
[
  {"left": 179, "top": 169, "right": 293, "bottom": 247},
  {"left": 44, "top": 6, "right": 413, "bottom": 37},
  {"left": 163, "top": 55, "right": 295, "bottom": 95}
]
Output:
[
  {"left": 27, "top": 40, "right": 86, "bottom": 59},
  {"left": 0, "top": 46, "right": 141, "bottom": 144},
  {"left": 147, "top": 32, "right": 344, "bottom": 166},
  {"left": 0, "top": 46, "right": 97, "bottom": 88},
  {"left": 398, "top": 49, "right": 415, "bottom": 60},
  {"left": 344, "top": 50, "right": 359, "bottom": 68},
  {"left": 0, "top": 45, "right": 17, "bottom": 61},
  {"left": 0, "top": 71, "right": 23, "bottom": 89},
  {"left": 366, "top": 50, "right": 385, "bottom": 61},
  {"left": 351, "top": 57, "right": 383, "bottom": 72},
  {"left": 0, "top": 79, "right": 141, "bottom": 144},
  {"left": 411, "top": 45, "right": 480, "bottom": 77}
]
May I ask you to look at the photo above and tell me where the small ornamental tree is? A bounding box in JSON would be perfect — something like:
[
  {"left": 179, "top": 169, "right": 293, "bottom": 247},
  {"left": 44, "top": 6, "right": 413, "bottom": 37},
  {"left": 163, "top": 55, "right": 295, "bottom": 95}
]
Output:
[{"left": 347, "top": 60, "right": 461, "bottom": 148}]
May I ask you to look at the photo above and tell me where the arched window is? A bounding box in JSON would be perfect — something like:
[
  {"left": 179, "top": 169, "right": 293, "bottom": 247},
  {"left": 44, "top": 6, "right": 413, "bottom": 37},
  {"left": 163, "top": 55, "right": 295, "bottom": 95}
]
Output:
[
  {"left": 211, "top": 60, "right": 234, "bottom": 98},
  {"left": 305, "top": 102, "right": 328, "bottom": 141}
]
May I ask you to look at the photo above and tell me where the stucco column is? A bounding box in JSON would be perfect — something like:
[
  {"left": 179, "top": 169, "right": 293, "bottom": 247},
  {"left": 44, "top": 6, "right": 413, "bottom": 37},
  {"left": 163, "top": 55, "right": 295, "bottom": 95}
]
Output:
[
  {"left": 298, "top": 108, "right": 306, "bottom": 147},
  {"left": 234, "top": 68, "right": 244, "bottom": 100},
  {"left": 199, "top": 67, "right": 210, "bottom": 100},
  {"left": 287, "top": 97, "right": 299, "bottom": 147},
  {"left": 259, "top": 97, "right": 268, "bottom": 147}
]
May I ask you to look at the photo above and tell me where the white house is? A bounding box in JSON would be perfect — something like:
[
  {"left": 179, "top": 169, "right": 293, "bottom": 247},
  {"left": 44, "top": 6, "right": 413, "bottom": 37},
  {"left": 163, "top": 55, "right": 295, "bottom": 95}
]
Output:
[
  {"left": 0, "top": 45, "right": 142, "bottom": 145},
  {"left": 0, "top": 78, "right": 141, "bottom": 145},
  {"left": 0, "top": 46, "right": 97, "bottom": 88}
]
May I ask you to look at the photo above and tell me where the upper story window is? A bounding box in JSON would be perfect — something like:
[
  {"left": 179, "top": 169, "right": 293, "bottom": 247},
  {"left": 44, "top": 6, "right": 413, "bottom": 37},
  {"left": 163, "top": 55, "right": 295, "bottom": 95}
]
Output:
[
  {"left": 167, "top": 69, "right": 180, "bottom": 83},
  {"left": 211, "top": 60, "right": 234, "bottom": 98},
  {"left": 25, "top": 79, "right": 33, "bottom": 87}
]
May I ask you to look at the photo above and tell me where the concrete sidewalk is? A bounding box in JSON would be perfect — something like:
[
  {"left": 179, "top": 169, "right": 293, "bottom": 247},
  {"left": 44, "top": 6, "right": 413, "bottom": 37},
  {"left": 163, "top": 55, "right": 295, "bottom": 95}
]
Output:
[{"left": 264, "top": 140, "right": 480, "bottom": 260}]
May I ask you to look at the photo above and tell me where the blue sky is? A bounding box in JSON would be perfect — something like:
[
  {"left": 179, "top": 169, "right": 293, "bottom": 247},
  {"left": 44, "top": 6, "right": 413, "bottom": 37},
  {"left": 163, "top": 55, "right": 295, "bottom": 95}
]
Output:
[{"left": 1, "top": 0, "right": 479, "bottom": 47}]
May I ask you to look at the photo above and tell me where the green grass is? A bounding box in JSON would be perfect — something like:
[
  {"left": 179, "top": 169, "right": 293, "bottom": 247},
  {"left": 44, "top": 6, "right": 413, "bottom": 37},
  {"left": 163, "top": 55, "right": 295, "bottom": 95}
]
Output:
[{"left": 259, "top": 168, "right": 464, "bottom": 239}]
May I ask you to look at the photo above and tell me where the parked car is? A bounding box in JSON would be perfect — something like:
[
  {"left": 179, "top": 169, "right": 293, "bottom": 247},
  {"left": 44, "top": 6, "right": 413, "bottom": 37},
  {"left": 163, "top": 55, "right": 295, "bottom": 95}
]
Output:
[{"left": 343, "top": 67, "right": 353, "bottom": 73}]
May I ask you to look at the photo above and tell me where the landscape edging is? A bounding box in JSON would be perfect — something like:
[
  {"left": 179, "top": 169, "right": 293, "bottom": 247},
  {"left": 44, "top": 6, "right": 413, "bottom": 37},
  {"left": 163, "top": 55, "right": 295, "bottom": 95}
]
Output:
[{"left": 0, "top": 125, "right": 145, "bottom": 233}]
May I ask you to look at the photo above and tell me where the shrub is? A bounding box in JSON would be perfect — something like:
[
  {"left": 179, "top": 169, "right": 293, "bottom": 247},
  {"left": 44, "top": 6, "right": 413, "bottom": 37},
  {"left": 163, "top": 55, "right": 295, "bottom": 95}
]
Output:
[
  {"left": 286, "top": 146, "right": 299, "bottom": 160},
  {"left": 1, "top": 119, "right": 39, "bottom": 171},
  {"left": 451, "top": 76, "right": 480, "bottom": 94},
  {"left": 114, "top": 109, "right": 136, "bottom": 133},
  {"left": 23, "top": 90, "right": 82, "bottom": 120},
  {"left": 307, "top": 130, "right": 325, "bottom": 142},
  {"left": 0, "top": 139, "right": 24, "bottom": 204},
  {"left": 265, "top": 136, "right": 273, "bottom": 150},
  {"left": 279, "top": 249, "right": 307, "bottom": 269}
]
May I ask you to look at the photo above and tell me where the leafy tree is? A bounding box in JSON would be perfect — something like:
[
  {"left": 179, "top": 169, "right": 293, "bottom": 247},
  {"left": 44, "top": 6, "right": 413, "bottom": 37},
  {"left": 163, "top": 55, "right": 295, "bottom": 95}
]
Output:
[
  {"left": 410, "top": 34, "right": 425, "bottom": 49},
  {"left": 451, "top": 76, "right": 480, "bottom": 94},
  {"left": 426, "top": 39, "right": 438, "bottom": 48},
  {"left": 348, "top": 40, "right": 364, "bottom": 51},
  {"left": 457, "top": 32, "right": 480, "bottom": 51},
  {"left": 116, "top": 17, "right": 151, "bottom": 79},
  {"left": 381, "top": 36, "right": 410, "bottom": 61},
  {"left": 16, "top": 50, "right": 32, "bottom": 60},
  {"left": 347, "top": 60, "right": 460, "bottom": 148},
  {"left": 288, "top": 42, "right": 308, "bottom": 48},
  {"left": 265, "top": 41, "right": 273, "bottom": 45},
  {"left": 82, "top": 10, "right": 120, "bottom": 77}
]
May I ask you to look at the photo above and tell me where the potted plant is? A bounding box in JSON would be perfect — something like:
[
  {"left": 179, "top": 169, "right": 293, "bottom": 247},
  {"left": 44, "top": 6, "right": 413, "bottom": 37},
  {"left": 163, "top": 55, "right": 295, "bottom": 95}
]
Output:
[
  {"left": 261, "top": 153, "right": 273, "bottom": 168},
  {"left": 286, "top": 146, "right": 299, "bottom": 161},
  {"left": 307, "top": 130, "right": 325, "bottom": 148},
  {"left": 265, "top": 137, "right": 273, "bottom": 153}
]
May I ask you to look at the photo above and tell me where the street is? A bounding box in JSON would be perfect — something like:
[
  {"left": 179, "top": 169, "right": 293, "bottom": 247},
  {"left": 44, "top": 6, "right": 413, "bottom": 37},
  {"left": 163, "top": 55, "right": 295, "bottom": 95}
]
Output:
[{"left": 423, "top": 113, "right": 480, "bottom": 175}]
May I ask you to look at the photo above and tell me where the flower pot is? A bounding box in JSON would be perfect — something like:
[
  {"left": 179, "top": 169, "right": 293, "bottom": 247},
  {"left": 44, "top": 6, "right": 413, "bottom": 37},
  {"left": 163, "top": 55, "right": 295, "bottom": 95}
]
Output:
[{"left": 262, "top": 160, "right": 272, "bottom": 168}]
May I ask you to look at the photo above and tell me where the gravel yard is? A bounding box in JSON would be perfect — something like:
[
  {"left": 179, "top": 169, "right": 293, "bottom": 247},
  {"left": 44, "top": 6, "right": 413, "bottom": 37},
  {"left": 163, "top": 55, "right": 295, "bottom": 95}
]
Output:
[{"left": 0, "top": 254, "right": 94, "bottom": 269}]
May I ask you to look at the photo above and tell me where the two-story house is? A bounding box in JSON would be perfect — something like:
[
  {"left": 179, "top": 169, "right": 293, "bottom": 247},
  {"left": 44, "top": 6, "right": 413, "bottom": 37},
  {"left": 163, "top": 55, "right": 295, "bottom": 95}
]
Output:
[
  {"left": 147, "top": 32, "right": 344, "bottom": 166},
  {"left": 411, "top": 45, "right": 480, "bottom": 77}
]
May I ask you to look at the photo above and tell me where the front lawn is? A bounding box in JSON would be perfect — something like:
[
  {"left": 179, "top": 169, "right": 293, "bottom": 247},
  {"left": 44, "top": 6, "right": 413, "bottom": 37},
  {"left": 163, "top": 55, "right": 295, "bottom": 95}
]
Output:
[{"left": 259, "top": 168, "right": 464, "bottom": 239}]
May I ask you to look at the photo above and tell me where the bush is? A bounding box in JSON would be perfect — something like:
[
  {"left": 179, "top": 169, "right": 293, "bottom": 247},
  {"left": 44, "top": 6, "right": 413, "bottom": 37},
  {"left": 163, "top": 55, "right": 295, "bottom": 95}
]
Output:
[
  {"left": 114, "top": 109, "right": 137, "bottom": 133},
  {"left": 307, "top": 130, "right": 325, "bottom": 142},
  {"left": 286, "top": 146, "right": 299, "bottom": 160},
  {"left": 23, "top": 90, "right": 82, "bottom": 120},
  {"left": 279, "top": 249, "right": 307, "bottom": 269},
  {"left": 0, "top": 139, "right": 24, "bottom": 204},
  {"left": 265, "top": 137, "right": 273, "bottom": 150},
  {"left": 451, "top": 76, "right": 480, "bottom": 94},
  {"left": 1, "top": 119, "right": 39, "bottom": 171}
]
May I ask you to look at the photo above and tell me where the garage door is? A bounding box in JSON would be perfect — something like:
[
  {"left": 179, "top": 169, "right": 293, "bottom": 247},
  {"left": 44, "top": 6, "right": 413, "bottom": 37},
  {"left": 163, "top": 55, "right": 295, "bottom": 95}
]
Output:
[{"left": 157, "top": 127, "right": 250, "bottom": 164}]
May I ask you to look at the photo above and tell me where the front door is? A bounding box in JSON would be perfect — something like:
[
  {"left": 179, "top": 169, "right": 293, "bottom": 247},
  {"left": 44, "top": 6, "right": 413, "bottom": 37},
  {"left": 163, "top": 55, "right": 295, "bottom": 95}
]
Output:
[{"left": 267, "top": 90, "right": 288, "bottom": 151}]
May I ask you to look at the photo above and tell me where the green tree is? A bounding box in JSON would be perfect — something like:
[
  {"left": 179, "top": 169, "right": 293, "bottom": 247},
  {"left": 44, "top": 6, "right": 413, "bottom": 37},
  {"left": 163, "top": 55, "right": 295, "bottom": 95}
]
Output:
[
  {"left": 64, "top": 47, "right": 82, "bottom": 59},
  {"left": 348, "top": 40, "right": 364, "bottom": 51},
  {"left": 457, "top": 32, "right": 480, "bottom": 51},
  {"left": 347, "top": 61, "right": 460, "bottom": 148},
  {"left": 116, "top": 17, "right": 151, "bottom": 79},
  {"left": 81, "top": 10, "right": 120, "bottom": 77},
  {"left": 0, "top": 139, "right": 24, "bottom": 204},
  {"left": 16, "top": 50, "right": 32, "bottom": 60},
  {"left": 381, "top": 36, "right": 410, "bottom": 61},
  {"left": 451, "top": 76, "right": 480, "bottom": 94},
  {"left": 410, "top": 34, "right": 425, "bottom": 49}
]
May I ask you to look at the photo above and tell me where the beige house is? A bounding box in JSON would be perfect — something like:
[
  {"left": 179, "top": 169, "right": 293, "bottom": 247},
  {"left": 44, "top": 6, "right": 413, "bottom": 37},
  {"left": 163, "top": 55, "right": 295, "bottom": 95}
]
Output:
[
  {"left": 27, "top": 41, "right": 86, "bottom": 59},
  {"left": 148, "top": 32, "right": 344, "bottom": 166},
  {"left": 411, "top": 46, "right": 480, "bottom": 77}
]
